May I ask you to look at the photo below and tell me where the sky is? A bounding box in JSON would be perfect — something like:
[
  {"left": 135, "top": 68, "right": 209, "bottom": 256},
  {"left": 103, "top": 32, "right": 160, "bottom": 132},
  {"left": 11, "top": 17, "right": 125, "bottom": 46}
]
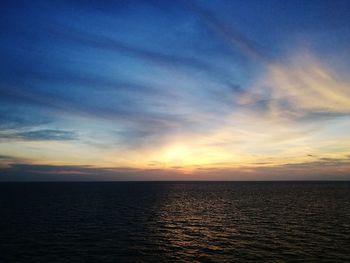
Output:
[{"left": 1, "top": 0, "right": 350, "bottom": 181}]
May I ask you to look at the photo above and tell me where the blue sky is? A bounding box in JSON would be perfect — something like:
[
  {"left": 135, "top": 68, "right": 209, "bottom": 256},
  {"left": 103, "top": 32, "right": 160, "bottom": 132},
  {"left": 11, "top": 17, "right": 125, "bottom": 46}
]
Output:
[{"left": 1, "top": 0, "right": 350, "bottom": 180}]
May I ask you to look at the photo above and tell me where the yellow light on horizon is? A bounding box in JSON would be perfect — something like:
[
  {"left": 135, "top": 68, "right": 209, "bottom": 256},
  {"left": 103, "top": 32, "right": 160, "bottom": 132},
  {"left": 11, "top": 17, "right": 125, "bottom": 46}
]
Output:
[{"left": 162, "top": 144, "right": 192, "bottom": 166}]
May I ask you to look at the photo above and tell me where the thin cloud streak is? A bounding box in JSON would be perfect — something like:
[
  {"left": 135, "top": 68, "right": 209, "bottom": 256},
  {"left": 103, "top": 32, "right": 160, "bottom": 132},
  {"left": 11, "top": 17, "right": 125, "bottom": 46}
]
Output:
[
  {"left": 184, "top": 1, "right": 269, "bottom": 62},
  {"left": 0, "top": 129, "right": 77, "bottom": 141},
  {"left": 47, "top": 24, "right": 239, "bottom": 89}
]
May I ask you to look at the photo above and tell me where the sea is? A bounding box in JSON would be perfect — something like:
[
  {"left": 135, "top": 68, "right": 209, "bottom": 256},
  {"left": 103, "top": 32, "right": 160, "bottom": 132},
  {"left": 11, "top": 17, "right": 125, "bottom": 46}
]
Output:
[{"left": 0, "top": 182, "right": 349, "bottom": 262}]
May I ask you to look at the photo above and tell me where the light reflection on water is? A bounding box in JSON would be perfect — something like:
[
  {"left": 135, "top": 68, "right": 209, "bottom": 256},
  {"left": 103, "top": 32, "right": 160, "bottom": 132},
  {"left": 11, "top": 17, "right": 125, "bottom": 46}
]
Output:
[{"left": 0, "top": 182, "right": 349, "bottom": 262}]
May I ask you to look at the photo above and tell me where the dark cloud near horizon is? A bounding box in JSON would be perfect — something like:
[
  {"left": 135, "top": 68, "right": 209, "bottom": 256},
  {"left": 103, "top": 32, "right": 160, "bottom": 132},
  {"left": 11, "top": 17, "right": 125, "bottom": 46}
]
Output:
[
  {"left": 1, "top": 157, "right": 350, "bottom": 182},
  {"left": 0, "top": 163, "right": 184, "bottom": 182},
  {"left": 0, "top": 155, "right": 29, "bottom": 163}
]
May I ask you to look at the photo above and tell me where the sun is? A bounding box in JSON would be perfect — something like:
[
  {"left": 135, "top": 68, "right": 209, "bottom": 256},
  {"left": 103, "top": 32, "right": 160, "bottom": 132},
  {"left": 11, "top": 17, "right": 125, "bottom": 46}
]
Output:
[{"left": 163, "top": 144, "right": 191, "bottom": 165}]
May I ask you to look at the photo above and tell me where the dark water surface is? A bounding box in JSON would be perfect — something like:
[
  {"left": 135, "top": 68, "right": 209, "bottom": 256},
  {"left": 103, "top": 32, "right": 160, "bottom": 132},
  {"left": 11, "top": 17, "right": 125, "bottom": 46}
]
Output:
[{"left": 0, "top": 182, "right": 349, "bottom": 262}]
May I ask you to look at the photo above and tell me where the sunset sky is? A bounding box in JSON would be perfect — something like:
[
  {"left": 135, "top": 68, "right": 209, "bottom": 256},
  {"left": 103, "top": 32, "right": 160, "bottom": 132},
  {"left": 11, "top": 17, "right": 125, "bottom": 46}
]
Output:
[{"left": 1, "top": 0, "right": 350, "bottom": 180}]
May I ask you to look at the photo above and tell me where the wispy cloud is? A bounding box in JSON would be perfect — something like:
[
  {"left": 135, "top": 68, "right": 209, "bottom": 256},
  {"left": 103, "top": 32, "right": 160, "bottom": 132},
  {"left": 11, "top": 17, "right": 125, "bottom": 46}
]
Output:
[
  {"left": 184, "top": 1, "right": 269, "bottom": 62},
  {"left": 46, "top": 23, "right": 239, "bottom": 88},
  {"left": 239, "top": 50, "right": 350, "bottom": 120}
]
